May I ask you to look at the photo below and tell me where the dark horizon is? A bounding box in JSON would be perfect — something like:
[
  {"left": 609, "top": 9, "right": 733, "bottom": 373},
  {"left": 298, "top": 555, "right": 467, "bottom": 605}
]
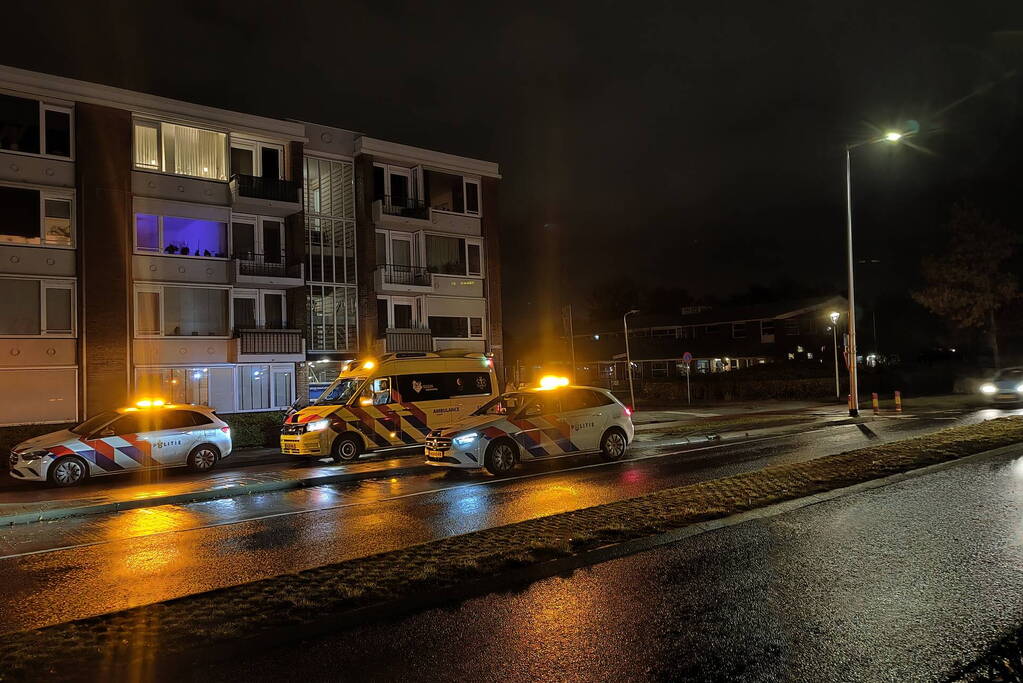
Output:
[{"left": 4, "top": 1, "right": 1023, "bottom": 358}]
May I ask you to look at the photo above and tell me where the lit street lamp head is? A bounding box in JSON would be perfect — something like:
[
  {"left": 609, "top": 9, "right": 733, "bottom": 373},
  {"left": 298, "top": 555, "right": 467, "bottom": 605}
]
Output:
[
  {"left": 829, "top": 311, "right": 840, "bottom": 324},
  {"left": 884, "top": 131, "right": 903, "bottom": 142}
]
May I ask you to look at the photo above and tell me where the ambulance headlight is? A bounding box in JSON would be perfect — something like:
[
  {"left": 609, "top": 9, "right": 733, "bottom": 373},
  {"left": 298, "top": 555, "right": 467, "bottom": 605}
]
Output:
[
  {"left": 306, "top": 419, "right": 331, "bottom": 433},
  {"left": 453, "top": 433, "right": 479, "bottom": 447},
  {"left": 19, "top": 449, "right": 49, "bottom": 461}
]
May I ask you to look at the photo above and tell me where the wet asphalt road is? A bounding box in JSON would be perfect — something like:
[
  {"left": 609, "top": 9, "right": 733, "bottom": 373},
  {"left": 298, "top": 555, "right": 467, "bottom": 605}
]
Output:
[
  {"left": 0, "top": 407, "right": 1012, "bottom": 634},
  {"left": 197, "top": 443, "right": 1023, "bottom": 682}
]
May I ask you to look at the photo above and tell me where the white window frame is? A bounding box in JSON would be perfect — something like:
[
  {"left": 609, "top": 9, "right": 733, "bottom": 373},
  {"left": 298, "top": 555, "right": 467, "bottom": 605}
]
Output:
[
  {"left": 133, "top": 283, "right": 232, "bottom": 339},
  {"left": 377, "top": 295, "right": 419, "bottom": 330},
  {"left": 262, "top": 291, "right": 288, "bottom": 329},
  {"left": 0, "top": 92, "right": 74, "bottom": 161},
  {"left": 0, "top": 276, "right": 76, "bottom": 338},
  {"left": 230, "top": 214, "right": 285, "bottom": 261},
  {"left": 423, "top": 232, "right": 485, "bottom": 278},
  {"left": 231, "top": 289, "right": 259, "bottom": 330},
  {"left": 463, "top": 178, "right": 481, "bottom": 216},
  {"left": 230, "top": 138, "right": 285, "bottom": 179},
  {"left": 40, "top": 103, "right": 74, "bottom": 161},
  {"left": 427, "top": 314, "right": 486, "bottom": 340},
  {"left": 234, "top": 362, "right": 296, "bottom": 413},
  {"left": 0, "top": 182, "right": 75, "bottom": 249},
  {"left": 133, "top": 213, "right": 229, "bottom": 260},
  {"left": 132, "top": 118, "right": 229, "bottom": 182},
  {"left": 375, "top": 229, "right": 417, "bottom": 268}
]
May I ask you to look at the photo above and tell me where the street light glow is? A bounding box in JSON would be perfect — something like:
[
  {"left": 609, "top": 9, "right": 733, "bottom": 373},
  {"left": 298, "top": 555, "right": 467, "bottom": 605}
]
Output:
[
  {"left": 829, "top": 311, "right": 840, "bottom": 324},
  {"left": 884, "top": 131, "right": 903, "bottom": 142}
]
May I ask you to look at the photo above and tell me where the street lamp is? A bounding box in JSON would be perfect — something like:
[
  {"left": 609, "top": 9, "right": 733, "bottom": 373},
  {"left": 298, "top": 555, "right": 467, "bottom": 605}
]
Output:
[
  {"left": 829, "top": 311, "right": 841, "bottom": 399},
  {"left": 623, "top": 309, "right": 639, "bottom": 411},
  {"left": 844, "top": 129, "right": 907, "bottom": 417}
]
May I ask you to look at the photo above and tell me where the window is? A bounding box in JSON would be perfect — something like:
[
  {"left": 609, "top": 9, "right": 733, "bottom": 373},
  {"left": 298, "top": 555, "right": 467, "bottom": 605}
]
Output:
[
  {"left": 308, "top": 283, "right": 357, "bottom": 352},
  {"left": 0, "top": 278, "right": 74, "bottom": 336},
  {"left": 562, "top": 389, "right": 608, "bottom": 411},
  {"left": 0, "top": 94, "right": 72, "bottom": 158},
  {"left": 136, "top": 367, "right": 210, "bottom": 405},
  {"left": 424, "top": 170, "right": 483, "bottom": 216},
  {"left": 470, "top": 317, "right": 483, "bottom": 337},
  {"left": 651, "top": 361, "right": 669, "bottom": 377},
  {"left": 467, "top": 242, "right": 482, "bottom": 276},
  {"left": 230, "top": 140, "right": 284, "bottom": 179},
  {"left": 465, "top": 180, "right": 480, "bottom": 215},
  {"left": 0, "top": 185, "right": 74, "bottom": 247},
  {"left": 429, "top": 316, "right": 468, "bottom": 339},
  {"left": 425, "top": 235, "right": 484, "bottom": 277},
  {"left": 760, "top": 320, "right": 775, "bottom": 343},
  {"left": 231, "top": 216, "right": 283, "bottom": 262},
  {"left": 231, "top": 289, "right": 285, "bottom": 330},
  {"left": 135, "top": 285, "right": 229, "bottom": 337},
  {"left": 732, "top": 323, "right": 746, "bottom": 340},
  {"left": 133, "top": 120, "right": 227, "bottom": 180},
  {"left": 134, "top": 214, "right": 228, "bottom": 258},
  {"left": 237, "top": 364, "right": 294, "bottom": 411},
  {"left": 785, "top": 320, "right": 800, "bottom": 336},
  {"left": 233, "top": 295, "right": 257, "bottom": 329},
  {"left": 705, "top": 325, "right": 721, "bottom": 335}
]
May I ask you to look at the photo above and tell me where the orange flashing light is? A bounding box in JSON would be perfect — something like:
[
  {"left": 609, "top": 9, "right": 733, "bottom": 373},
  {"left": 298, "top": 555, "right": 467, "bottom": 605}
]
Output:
[{"left": 538, "top": 375, "right": 570, "bottom": 390}]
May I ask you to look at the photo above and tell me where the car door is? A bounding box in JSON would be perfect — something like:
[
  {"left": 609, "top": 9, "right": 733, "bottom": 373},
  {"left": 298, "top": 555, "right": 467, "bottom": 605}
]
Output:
[
  {"left": 513, "top": 393, "right": 564, "bottom": 459},
  {"left": 136, "top": 409, "right": 201, "bottom": 467},
  {"left": 558, "top": 389, "right": 604, "bottom": 451}
]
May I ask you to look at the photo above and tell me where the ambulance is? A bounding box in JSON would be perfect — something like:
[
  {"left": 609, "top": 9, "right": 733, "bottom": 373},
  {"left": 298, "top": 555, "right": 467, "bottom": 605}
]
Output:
[{"left": 281, "top": 350, "right": 499, "bottom": 461}]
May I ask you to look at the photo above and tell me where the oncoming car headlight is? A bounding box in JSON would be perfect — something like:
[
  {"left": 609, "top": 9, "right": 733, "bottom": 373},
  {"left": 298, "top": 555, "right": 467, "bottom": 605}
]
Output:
[
  {"left": 1016, "top": 384, "right": 1023, "bottom": 393},
  {"left": 19, "top": 449, "right": 49, "bottom": 461},
  {"left": 453, "top": 433, "right": 479, "bottom": 448},
  {"left": 980, "top": 383, "right": 997, "bottom": 395},
  {"left": 306, "top": 419, "right": 331, "bottom": 433}
]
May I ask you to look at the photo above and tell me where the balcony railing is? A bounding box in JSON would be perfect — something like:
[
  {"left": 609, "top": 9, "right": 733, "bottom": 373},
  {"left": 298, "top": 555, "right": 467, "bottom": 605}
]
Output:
[
  {"left": 236, "top": 328, "right": 304, "bottom": 355},
  {"left": 231, "top": 173, "right": 302, "bottom": 204},
  {"left": 384, "top": 327, "right": 433, "bottom": 352},
  {"left": 380, "top": 195, "right": 430, "bottom": 220},
  {"left": 379, "top": 263, "right": 431, "bottom": 288},
  {"left": 234, "top": 251, "right": 303, "bottom": 279}
]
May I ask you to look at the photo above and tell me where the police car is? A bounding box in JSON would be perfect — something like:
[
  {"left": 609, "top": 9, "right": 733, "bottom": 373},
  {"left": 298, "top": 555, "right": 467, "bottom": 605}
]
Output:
[
  {"left": 425, "top": 377, "right": 634, "bottom": 475},
  {"left": 8, "top": 400, "right": 233, "bottom": 487}
]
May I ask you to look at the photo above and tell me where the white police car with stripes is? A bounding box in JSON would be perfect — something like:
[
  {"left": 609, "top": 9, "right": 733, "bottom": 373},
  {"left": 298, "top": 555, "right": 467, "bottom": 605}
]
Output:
[
  {"left": 9, "top": 400, "right": 233, "bottom": 487},
  {"left": 425, "top": 378, "right": 634, "bottom": 475}
]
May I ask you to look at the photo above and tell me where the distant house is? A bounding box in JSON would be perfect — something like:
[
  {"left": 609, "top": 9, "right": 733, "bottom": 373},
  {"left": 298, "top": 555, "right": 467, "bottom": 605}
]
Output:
[{"left": 574, "top": 296, "right": 849, "bottom": 382}]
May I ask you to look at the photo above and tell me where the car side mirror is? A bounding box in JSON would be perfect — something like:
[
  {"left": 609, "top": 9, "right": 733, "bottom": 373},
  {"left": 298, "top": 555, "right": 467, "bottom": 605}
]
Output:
[
  {"left": 92, "top": 427, "right": 115, "bottom": 439},
  {"left": 525, "top": 405, "right": 543, "bottom": 417}
]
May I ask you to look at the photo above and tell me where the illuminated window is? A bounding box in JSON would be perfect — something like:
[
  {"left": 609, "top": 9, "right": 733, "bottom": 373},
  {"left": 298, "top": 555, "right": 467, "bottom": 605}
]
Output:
[
  {"left": 134, "top": 213, "right": 228, "bottom": 258},
  {"left": 133, "top": 120, "right": 227, "bottom": 180},
  {"left": 134, "top": 285, "right": 229, "bottom": 337}
]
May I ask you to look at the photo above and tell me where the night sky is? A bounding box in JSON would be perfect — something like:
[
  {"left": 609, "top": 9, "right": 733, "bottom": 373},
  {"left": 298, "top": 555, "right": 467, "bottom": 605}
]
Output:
[{"left": 5, "top": 1, "right": 1023, "bottom": 356}]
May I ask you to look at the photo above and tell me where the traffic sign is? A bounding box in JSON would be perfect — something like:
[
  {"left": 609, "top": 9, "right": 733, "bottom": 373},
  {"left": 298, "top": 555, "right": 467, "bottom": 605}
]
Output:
[{"left": 682, "top": 351, "right": 693, "bottom": 363}]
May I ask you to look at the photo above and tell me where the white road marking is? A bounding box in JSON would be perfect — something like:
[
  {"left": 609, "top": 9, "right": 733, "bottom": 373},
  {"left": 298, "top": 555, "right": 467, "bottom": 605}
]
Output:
[{"left": 0, "top": 427, "right": 837, "bottom": 561}]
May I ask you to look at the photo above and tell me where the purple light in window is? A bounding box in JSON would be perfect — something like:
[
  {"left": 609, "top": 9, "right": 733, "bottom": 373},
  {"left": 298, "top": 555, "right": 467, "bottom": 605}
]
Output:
[
  {"left": 162, "top": 216, "right": 227, "bottom": 257},
  {"left": 136, "top": 214, "right": 159, "bottom": 251}
]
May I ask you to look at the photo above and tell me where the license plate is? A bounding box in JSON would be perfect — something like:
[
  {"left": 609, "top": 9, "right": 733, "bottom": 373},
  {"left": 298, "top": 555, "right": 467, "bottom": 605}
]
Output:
[{"left": 426, "top": 450, "right": 444, "bottom": 460}]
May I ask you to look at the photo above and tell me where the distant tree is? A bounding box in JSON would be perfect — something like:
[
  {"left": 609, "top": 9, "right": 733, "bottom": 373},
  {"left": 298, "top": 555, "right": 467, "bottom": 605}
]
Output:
[
  {"left": 912, "top": 203, "right": 1019, "bottom": 367},
  {"left": 584, "top": 278, "right": 695, "bottom": 325}
]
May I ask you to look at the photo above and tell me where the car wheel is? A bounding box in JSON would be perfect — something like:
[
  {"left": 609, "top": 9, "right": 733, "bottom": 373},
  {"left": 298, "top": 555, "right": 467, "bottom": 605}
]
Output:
[
  {"left": 600, "top": 428, "right": 628, "bottom": 461},
  {"left": 484, "top": 439, "right": 517, "bottom": 476},
  {"left": 48, "top": 455, "right": 88, "bottom": 487},
  {"left": 331, "top": 435, "right": 361, "bottom": 463},
  {"left": 187, "top": 445, "right": 220, "bottom": 473}
]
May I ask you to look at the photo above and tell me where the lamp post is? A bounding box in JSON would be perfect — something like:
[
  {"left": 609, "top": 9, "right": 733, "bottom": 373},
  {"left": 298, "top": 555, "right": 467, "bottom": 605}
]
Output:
[
  {"left": 844, "top": 130, "right": 905, "bottom": 417},
  {"left": 623, "top": 309, "right": 639, "bottom": 411},
  {"left": 829, "top": 311, "right": 840, "bottom": 399}
]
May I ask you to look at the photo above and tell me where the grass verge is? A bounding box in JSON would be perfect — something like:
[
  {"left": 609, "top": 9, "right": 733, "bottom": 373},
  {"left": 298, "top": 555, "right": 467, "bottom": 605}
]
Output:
[
  {"left": 652, "top": 413, "right": 817, "bottom": 437},
  {"left": 3, "top": 417, "right": 1023, "bottom": 677}
]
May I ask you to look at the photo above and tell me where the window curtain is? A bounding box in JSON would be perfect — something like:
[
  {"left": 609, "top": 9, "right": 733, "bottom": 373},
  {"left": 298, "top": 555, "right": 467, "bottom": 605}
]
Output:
[
  {"left": 134, "top": 123, "right": 159, "bottom": 169},
  {"left": 163, "top": 287, "right": 228, "bottom": 336},
  {"left": 426, "top": 235, "right": 465, "bottom": 275},
  {"left": 168, "top": 124, "right": 226, "bottom": 180}
]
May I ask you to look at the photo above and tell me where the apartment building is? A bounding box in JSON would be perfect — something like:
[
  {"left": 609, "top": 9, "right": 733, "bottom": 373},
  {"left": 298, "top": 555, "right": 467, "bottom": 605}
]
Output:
[
  {"left": 0, "top": 65, "right": 502, "bottom": 425},
  {"left": 300, "top": 125, "right": 504, "bottom": 395}
]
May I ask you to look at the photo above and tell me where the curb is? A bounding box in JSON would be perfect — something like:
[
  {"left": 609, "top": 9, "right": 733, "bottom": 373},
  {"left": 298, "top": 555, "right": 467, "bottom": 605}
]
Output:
[
  {"left": 0, "top": 462, "right": 435, "bottom": 526},
  {"left": 151, "top": 442, "right": 1023, "bottom": 676}
]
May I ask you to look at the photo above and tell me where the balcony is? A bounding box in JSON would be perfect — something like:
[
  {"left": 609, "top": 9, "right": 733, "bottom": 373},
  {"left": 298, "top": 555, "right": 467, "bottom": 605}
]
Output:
[
  {"left": 230, "top": 173, "right": 302, "bottom": 217},
  {"left": 231, "top": 251, "right": 305, "bottom": 289},
  {"left": 381, "top": 195, "right": 430, "bottom": 220},
  {"left": 383, "top": 327, "right": 434, "bottom": 353},
  {"left": 375, "top": 263, "right": 433, "bottom": 294},
  {"left": 233, "top": 328, "right": 305, "bottom": 362}
]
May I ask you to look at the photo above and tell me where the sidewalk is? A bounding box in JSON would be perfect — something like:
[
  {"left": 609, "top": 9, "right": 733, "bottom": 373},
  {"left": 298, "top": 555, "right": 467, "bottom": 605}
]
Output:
[{"left": 0, "top": 449, "right": 432, "bottom": 526}]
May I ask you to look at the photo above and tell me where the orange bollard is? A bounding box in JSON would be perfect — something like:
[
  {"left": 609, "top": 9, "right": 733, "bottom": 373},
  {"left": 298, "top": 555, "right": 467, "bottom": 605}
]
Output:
[
  {"left": 871, "top": 392, "right": 880, "bottom": 415},
  {"left": 894, "top": 390, "right": 902, "bottom": 413}
]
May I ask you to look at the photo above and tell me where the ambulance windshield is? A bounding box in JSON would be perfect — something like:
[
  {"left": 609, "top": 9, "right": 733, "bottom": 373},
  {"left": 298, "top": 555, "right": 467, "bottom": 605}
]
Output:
[{"left": 314, "top": 377, "right": 366, "bottom": 406}]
